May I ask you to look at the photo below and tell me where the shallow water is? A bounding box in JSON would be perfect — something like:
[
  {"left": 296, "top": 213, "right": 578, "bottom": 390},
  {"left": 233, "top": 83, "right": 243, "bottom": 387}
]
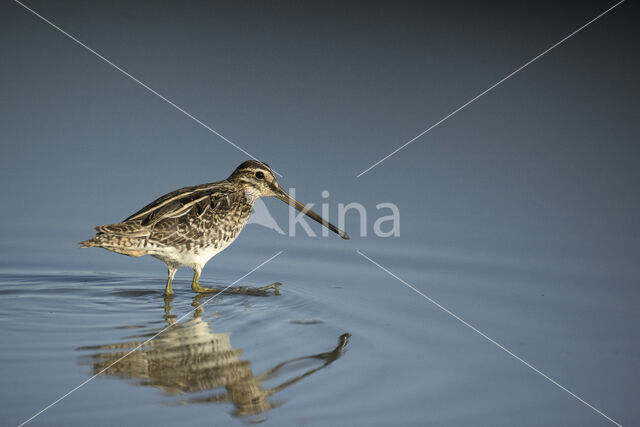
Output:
[
  {"left": 1, "top": 0, "right": 638, "bottom": 423},
  {"left": 1, "top": 226, "right": 638, "bottom": 426}
]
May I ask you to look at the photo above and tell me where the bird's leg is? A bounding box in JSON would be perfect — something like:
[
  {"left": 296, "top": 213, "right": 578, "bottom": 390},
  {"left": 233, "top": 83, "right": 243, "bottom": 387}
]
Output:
[
  {"left": 164, "top": 267, "right": 177, "bottom": 296},
  {"left": 191, "top": 267, "right": 224, "bottom": 293},
  {"left": 190, "top": 266, "right": 281, "bottom": 296}
]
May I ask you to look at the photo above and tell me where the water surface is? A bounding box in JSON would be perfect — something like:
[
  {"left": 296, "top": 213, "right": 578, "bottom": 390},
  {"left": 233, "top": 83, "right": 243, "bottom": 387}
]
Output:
[{"left": 1, "top": 229, "right": 637, "bottom": 426}]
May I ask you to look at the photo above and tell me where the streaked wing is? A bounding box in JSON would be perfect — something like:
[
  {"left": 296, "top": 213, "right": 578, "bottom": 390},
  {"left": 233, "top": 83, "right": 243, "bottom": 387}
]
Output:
[
  {"left": 146, "top": 186, "right": 246, "bottom": 247},
  {"left": 124, "top": 181, "right": 231, "bottom": 226}
]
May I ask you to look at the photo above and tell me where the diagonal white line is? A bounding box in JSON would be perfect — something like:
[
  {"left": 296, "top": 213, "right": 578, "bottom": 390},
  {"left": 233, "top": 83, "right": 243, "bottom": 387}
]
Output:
[
  {"left": 356, "top": 249, "right": 622, "bottom": 427},
  {"left": 13, "top": 0, "right": 283, "bottom": 178},
  {"left": 356, "top": 0, "right": 626, "bottom": 177},
  {"left": 18, "top": 250, "right": 283, "bottom": 427}
]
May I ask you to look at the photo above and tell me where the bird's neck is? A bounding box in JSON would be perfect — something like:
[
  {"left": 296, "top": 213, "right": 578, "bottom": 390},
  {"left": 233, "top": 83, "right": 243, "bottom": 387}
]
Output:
[{"left": 242, "top": 186, "right": 262, "bottom": 206}]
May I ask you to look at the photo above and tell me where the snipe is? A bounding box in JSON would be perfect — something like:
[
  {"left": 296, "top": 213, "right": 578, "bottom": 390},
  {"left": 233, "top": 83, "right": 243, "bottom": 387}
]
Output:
[{"left": 80, "top": 160, "right": 349, "bottom": 295}]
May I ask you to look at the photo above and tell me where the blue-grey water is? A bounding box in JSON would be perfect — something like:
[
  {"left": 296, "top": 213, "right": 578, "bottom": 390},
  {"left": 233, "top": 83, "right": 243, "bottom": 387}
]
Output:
[
  {"left": 1, "top": 1, "right": 639, "bottom": 426},
  {"left": 1, "top": 224, "right": 638, "bottom": 426}
]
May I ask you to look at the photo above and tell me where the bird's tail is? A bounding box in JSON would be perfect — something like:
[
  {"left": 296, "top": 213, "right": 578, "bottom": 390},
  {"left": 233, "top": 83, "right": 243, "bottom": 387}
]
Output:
[
  {"left": 79, "top": 225, "right": 149, "bottom": 257},
  {"left": 79, "top": 236, "right": 100, "bottom": 248}
]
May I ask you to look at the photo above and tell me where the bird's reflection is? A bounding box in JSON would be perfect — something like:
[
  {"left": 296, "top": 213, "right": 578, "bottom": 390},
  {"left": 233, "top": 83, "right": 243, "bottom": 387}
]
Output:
[{"left": 78, "top": 294, "right": 350, "bottom": 418}]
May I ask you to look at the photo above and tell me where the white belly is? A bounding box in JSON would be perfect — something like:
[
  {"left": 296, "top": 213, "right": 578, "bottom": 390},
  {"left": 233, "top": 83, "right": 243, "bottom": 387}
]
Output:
[{"left": 149, "top": 239, "right": 234, "bottom": 270}]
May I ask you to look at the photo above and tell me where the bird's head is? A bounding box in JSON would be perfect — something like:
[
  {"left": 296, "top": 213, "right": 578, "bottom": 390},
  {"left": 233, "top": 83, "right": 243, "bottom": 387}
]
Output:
[
  {"left": 228, "top": 160, "right": 349, "bottom": 239},
  {"left": 229, "top": 160, "right": 280, "bottom": 197}
]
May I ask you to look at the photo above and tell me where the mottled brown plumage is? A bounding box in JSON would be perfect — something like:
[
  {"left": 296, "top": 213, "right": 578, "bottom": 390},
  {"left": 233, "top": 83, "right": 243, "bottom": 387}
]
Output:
[{"left": 80, "top": 160, "right": 349, "bottom": 295}]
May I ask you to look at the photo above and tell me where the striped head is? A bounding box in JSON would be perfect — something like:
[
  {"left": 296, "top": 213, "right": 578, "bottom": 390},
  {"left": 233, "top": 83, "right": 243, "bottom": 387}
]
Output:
[
  {"left": 228, "top": 160, "right": 279, "bottom": 197},
  {"left": 228, "top": 160, "right": 349, "bottom": 239}
]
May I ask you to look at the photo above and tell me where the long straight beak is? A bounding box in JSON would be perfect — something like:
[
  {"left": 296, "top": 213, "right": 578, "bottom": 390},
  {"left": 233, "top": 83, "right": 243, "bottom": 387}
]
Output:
[{"left": 273, "top": 187, "right": 350, "bottom": 240}]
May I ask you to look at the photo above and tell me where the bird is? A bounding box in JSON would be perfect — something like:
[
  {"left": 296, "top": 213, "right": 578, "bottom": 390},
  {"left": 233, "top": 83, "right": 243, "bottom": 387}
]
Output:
[{"left": 80, "top": 160, "right": 349, "bottom": 296}]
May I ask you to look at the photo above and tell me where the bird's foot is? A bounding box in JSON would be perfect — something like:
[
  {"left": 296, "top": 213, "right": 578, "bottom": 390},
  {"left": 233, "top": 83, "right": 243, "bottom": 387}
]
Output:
[
  {"left": 191, "top": 279, "right": 281, "bottom": 296},
  {"left": 191, "top": 282, "right": 225, "bottom": 294}
]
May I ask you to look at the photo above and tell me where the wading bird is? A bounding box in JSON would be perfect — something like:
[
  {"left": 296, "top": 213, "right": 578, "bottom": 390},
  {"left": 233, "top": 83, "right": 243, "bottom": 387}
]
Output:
[{"left": 80, "top": 160, "right": 349, "bottom": 295}]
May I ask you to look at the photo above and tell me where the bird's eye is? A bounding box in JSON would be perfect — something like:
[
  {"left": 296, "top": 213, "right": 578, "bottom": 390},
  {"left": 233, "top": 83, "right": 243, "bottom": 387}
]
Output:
[{"left": 255, "top": 171, "right": 265, "bottom": 179}]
